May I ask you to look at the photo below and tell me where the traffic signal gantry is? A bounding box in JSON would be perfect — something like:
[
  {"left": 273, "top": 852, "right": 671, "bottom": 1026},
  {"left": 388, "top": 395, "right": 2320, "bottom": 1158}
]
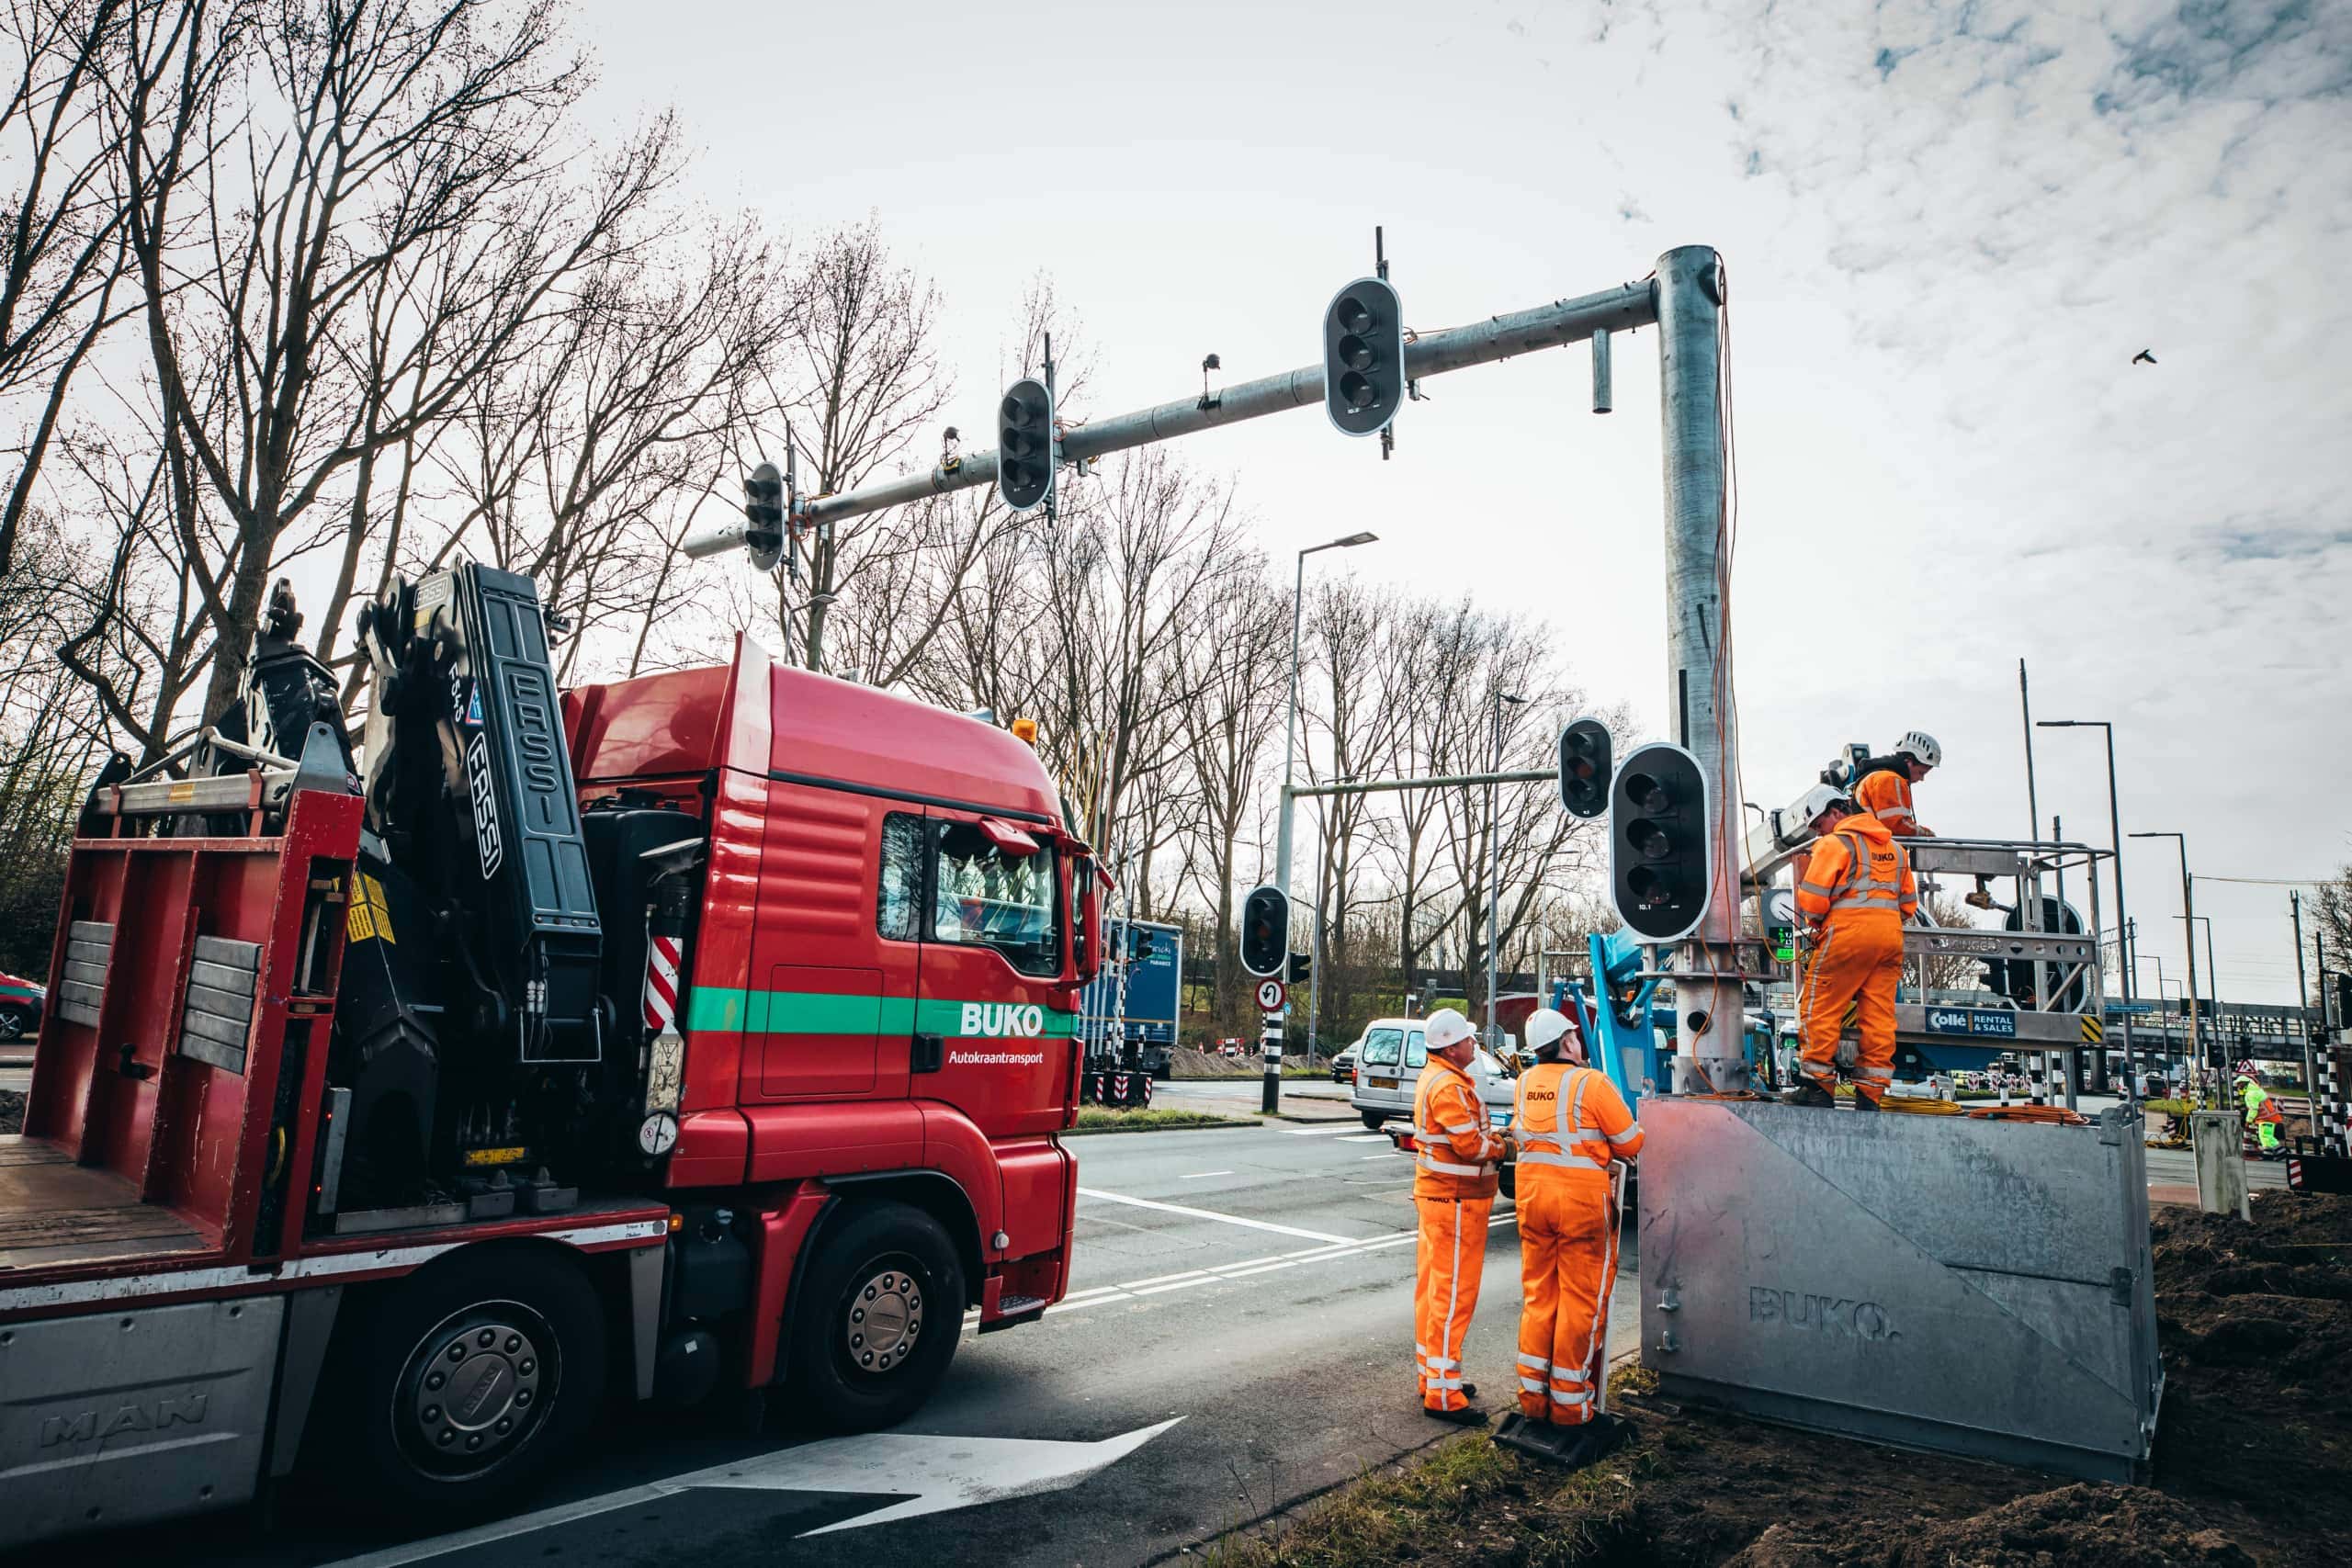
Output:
[
  {"left": 1557, "top": 717, "right": 1611, "bottom": 819},
  {"left": 1609, "top": 741, "right": 1712, "bottom": 943},
  {"left": 997, "top": 377, "right": 1056, "bottom": 513},
  {"left": 1322, "top": 276, "right": 1407, "bottom": 439}
]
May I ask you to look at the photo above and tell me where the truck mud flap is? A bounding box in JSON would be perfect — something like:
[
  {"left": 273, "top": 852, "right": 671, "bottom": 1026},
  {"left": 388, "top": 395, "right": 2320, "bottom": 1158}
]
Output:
[{"left": 0, "top": 1296, "right": 287, "bottom": 1549}]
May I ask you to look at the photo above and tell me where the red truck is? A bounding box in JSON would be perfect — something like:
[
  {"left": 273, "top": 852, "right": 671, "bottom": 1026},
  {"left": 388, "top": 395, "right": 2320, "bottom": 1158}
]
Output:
[{"left": 0, "top": 565, "right": 1098, "bottom": 1550}]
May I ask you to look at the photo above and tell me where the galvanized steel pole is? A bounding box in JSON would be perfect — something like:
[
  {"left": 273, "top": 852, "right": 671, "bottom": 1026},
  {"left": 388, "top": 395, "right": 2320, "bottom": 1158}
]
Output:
[{"left": 1657, "top": 245, "right": 1747, "bottom": 1094}]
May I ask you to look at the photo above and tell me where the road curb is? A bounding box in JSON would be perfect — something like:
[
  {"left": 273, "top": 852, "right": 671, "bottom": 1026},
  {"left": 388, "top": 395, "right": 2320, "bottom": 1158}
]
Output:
[{"left": 1059, "top": 1118, "right": 1261, "bottom": 1137}]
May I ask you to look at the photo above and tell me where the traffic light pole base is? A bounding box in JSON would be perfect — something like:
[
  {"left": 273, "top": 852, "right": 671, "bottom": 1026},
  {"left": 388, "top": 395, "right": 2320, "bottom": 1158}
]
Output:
[{"left": 1261, "top": 1011, "right": 1283, "bottom": 1113}]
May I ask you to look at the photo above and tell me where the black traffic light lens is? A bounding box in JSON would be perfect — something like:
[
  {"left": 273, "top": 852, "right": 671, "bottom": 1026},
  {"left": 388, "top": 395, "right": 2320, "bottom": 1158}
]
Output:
[
  {"left": 1002, "top": 429, "right": 1032, "bottom": 458},
  {"left": 1336, "top": 295, "right": 1374, "bottom": 335},
  {"left": 1624, "top": 771, "right": 1671, "bottom": 813},
  {"left": 1002, "top": 394, "right": 1034, "bottom": 427},
  {"left": 1339, "top": 371, "right": 1377, "bottom": 410},
  {"left": 1628, "top": 866, "right": 1669, "bottom": 907},
  {"left": 1340, "top": 335, "right": 1375, "bottom": 373},
  {"left": 1631, "top": 822, "right": 1672, "bottom": 861}
]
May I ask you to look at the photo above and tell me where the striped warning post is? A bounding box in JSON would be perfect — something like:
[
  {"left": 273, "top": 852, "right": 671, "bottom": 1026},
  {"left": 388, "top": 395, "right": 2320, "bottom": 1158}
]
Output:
[{"left": 642, "top": 932, "right": 682, "bottom": 1033}]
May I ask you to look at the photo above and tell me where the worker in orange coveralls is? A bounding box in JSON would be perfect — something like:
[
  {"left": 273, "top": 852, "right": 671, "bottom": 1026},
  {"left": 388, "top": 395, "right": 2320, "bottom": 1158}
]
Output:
[
  {"left": 1853, "top": 729, "right": 1939, "bottom": 838},
  {"left": 1411, "top": 1008, "right": 1506, "bottom": 1424},
  {"left": 1790, "top": 795, "right": 1917, "bottom": 1110},
  {"left": 1510, "top": 1008, "right": 1642, "bottom": 1446}
]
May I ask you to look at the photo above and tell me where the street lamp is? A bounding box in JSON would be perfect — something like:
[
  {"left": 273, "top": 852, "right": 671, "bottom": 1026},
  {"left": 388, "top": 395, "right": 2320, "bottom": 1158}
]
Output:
[
  {"left": 1485, "top": 690, "right": 1527, "bottom": 1049},
  {"left": 2130, "top": 831, "right": 2203, "bottom": 1102},
  {"left": 1272, "top": 533, "right": 1378, "bottom": 904},
  {"left": 2039, "top": 720, "right": 2137, "bottom": 1104}
]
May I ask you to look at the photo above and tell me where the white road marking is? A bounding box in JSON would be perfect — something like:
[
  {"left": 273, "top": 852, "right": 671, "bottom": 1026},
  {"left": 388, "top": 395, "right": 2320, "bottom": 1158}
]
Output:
[
  {"left": 1030, "top": 1206, "right": 1522, "bottom": 1316},
  {"left": 1361, "top": 1152, "right": 1405, "bottom": 1159},
  {"left": 1178, "top": 1170, "right": 1234, "bottom": 1179},
  {"left": 1076, "top": 1186, "right": 1355, "bottom": 1245},
  {"left": 317, "top": 1421, "right": 1184, "bottom": 1564},
  {"left": 1284, "top": 1123, "right": 1368, "bottom": 1135},
  {"left": 1337, "top": 1134, "right": 1389, "bottom": 1143}
]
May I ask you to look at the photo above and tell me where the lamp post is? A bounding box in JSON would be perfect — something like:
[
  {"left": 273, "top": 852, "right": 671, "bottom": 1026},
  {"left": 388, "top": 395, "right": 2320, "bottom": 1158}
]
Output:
[
  {"left": 2132, "top": 832, "right": 2201, "bottom": 1102},
  {"left": 2039, "top": 720, "right": 2137, "bottom": 1104},
  {"left": 1484, "top": 690, "right": 1527, "bottom": 1049},
  {"left": 2179, "top": 911, "right": 2222, "bottom": 1069},
  {"left": 1272, "top": 532, "right": 1377, "bottom": 918}
]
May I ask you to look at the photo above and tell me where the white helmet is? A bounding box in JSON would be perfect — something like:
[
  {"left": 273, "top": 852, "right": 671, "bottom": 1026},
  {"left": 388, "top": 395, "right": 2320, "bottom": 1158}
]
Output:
[
  {"left": 1423, "top": 1009, "right": 1476, "bottom": 1051},
  {"left": 1894, "top": 730, "right": 1942, "bottom": 769},
  {"left": 1523, "top": 1008, "right": 1580, "bottom": 1060}
]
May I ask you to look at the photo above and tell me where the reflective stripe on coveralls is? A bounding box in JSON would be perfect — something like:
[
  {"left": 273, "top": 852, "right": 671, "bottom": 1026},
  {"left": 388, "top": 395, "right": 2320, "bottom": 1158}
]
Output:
[
  {"left": 1412, "top": 1055, "right": 1502, "bottom": 1410},
  {"left": 1510, "top": 1062, "right": 1642, "bottom": 1424}
]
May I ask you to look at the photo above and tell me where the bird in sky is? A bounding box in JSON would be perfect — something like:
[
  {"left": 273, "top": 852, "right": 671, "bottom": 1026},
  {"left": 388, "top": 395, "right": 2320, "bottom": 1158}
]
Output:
[{"left": 2132, "top": 349, "right": 2157, "bottom": 366}]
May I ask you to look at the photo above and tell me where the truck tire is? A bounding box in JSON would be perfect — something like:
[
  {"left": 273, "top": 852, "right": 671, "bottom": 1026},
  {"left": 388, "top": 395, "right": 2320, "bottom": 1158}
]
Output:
[
  {"left": 787, "top": 1200, "right": 963, "bottom": 1432},
  {"left": 1361, "top": 1111, "right": 1385, "bottom": 1130},
  {"left": 325, "top": 1246, "right": 606, "bottom": 1515}
]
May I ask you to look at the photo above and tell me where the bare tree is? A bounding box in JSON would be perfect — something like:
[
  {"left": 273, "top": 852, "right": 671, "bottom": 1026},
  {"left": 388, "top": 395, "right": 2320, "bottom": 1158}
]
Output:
[
  {"left": 0, "top": 0, "right": 156, "bottom": 572},
  {"left": 120, "top": 0, "right": 683, "bottom": 726},
  {"left": 1172, "top": 560, "right": 1285, "bottom": 1029}
]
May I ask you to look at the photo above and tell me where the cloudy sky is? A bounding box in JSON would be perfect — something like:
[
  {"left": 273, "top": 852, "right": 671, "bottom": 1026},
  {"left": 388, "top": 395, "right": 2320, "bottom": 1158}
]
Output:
[{"left": 582, "top": 0, "right": 2349, "bottom": 1004}]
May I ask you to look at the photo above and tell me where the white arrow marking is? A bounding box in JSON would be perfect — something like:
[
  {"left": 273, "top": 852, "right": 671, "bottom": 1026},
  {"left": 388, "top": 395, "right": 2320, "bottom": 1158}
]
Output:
[{"left": 318, "top": 1419, "right": 1182, "bottom": 1567}]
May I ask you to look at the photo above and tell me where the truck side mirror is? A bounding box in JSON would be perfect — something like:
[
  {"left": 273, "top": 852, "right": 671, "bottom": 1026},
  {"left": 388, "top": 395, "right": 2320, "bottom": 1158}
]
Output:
[{"left": 1072, "top": 856, "right": 1102, "bottom": 983}]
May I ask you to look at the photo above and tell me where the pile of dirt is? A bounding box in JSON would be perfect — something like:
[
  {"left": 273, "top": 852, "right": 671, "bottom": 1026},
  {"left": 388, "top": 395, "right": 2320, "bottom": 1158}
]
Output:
[
  {"left": 1599, "top": 1188, "right": 2352, "bottom": 1567},
  {"left": 1221, "top": 1189, "right": 2352, "bottom": 1567},
  {"left": 0, "top": 1089, "right": 21, "bottom": 1135}
]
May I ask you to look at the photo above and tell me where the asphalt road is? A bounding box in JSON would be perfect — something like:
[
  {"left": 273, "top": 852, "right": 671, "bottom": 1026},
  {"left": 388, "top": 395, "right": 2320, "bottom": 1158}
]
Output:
[{"left": 119, "top": 1121, "right": 1639, "bottom": 1568}]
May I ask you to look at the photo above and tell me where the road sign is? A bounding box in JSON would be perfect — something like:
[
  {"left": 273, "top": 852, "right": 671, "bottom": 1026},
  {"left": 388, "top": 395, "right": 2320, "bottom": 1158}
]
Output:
[{"left": 1256, "top": 977, "right": 1287, "bottom": 1012}]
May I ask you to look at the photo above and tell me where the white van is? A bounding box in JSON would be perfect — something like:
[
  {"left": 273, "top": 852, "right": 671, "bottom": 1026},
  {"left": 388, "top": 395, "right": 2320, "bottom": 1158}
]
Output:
[{"left": 1349, "top": 1017, "right": 1515, "bottom": 1131}]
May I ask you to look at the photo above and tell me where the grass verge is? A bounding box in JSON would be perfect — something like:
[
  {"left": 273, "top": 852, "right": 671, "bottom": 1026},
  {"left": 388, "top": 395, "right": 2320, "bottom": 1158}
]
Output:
[
  {"left": 1066, "top": 1106, "right": 1255, "bottom": 1134},
  {"left": 1205, "top": 1369, "right": 1656, "bottom": 1567}
]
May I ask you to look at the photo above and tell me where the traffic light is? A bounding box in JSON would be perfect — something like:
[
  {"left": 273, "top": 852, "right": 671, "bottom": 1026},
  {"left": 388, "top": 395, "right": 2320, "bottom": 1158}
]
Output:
[
  {"left": 1608, "top": 741, "right": 1711, "bottom": 942},
  {"left": 1126, "top": 925, "right": 1156, "bottom": 962},
  {"left": 1557, "top": 716, "right": 1611, "bottom": 819},
  {"left": 1239, "top": 884, "right": 1289, "bottom": 978},
  {"left": 1322, "top": 277, "right": 1406, "bottom": 437},
  {"left": 744, "top": 462, "right": 785, "bottom": 572},
  {"left": 1286, "top": 949, "right": 1312, "bottom": 987},
  {"left": 997, "top": 377, "right": 1056, "bottom": 513}
]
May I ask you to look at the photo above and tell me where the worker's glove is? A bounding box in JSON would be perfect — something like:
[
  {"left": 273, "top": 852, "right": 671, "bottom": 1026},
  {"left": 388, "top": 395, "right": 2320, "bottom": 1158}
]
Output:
[{"left": 1498, "top": 1134, "right": 1519, "bottom": 1160}]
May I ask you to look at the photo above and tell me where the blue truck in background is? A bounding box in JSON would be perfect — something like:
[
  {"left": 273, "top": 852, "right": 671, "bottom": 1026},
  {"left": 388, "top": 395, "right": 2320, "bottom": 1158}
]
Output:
[{"left": 1081, "top": 918, "right": 1184, "bottom": 1082}]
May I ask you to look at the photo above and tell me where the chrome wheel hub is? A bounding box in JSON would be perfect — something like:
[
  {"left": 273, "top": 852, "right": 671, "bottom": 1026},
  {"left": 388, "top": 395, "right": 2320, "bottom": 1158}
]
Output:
[
  {"left": 395, "top": 1305, "right": 548, "bottom": 1475},
  {"left": 844, "top": 1269, "right": 922, "bottom": 1374}
]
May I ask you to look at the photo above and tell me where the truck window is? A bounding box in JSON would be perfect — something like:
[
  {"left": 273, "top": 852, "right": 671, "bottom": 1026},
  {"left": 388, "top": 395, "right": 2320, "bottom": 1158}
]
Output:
[
  {"left": 877, "top": 812, "right": 923, "bottom": 941},
  {"left": 1405, "top": 1032, "right": 1428, "bottom": 1068},
  {"left": 931, "top": 819, "right": 1060, "bottom": 976},
  {"left": 1360, "top": 1027, "right": 1403, "bottom": 1066}
]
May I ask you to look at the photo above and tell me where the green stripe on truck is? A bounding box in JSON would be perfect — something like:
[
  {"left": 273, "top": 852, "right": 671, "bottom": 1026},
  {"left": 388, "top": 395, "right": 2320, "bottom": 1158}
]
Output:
[{"left": 684, "top": 987, "right": 1077, "bottom": 1039}]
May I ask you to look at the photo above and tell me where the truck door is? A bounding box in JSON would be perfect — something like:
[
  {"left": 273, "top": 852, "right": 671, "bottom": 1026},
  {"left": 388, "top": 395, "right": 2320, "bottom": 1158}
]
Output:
[
  {"left": 748, "top": 781, "right": 916, "bottom": 1101},
  {"left": 913, "top": 808, "right": 1077, "bottom": 1138}
]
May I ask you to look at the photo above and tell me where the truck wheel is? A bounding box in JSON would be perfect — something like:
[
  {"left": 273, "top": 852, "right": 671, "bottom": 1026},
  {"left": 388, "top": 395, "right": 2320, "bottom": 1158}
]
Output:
[
  {"left": 1361, "top": 1111, "right": 1385, "bottom": 1130},
  {"left": 787, "top": 1201, "right": 963, "bottom": 1432},
  {"left": 329, "top": 1247, "right": 606, "bottom": 1514}
]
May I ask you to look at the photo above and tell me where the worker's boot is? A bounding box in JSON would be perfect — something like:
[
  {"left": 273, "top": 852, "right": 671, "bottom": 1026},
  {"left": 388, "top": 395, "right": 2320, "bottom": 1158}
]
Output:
[
  {"left": 1850, "top": 1091, "right": 1880, "bottom": 1112},
  {"left": 1782, "top": 1080, "right": 1835, "bottom": 1110},
  {"left": 1424, "top": 1402, "right": 1489, "bottom": 1427}
]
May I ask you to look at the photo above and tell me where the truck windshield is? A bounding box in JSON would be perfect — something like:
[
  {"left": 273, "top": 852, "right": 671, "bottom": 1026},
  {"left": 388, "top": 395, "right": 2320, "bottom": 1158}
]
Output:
[{"left": 932, "top": 820, "right": 1060, "bottom": 976}]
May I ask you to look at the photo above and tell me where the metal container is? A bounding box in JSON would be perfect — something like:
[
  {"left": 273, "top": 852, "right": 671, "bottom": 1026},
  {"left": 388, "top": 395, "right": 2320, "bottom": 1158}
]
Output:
[{"left": 1637, "top": 1097, "right": 2161, "bottom": 1482}]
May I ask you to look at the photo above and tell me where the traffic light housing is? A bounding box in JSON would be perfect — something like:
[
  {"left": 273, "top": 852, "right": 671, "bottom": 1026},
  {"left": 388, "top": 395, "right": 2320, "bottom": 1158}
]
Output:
[
  {"left": 1608, "top": 741, "right": 1712, "bottom": 942},
  {"left": 1286, "top": 949, "right": 1312, "bottom": 987},
  {"left": 1239, "top": 884, "right": 1288, "bottom": 978},
  {"left": 997, "top": 377, "right": 1056, "bottom": 513},
  {"left": 1557, "top": 716, "right": 1611, "bottom": 819},
  {"left": 744, "top": 462, "right": 785, "bottom": 572},
  {"left": 1322, "top": 277, "right": 1406, "bottom": 437},
  {"left": 1125, "top": 925, "right": 1156, "bottom": 962}
]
